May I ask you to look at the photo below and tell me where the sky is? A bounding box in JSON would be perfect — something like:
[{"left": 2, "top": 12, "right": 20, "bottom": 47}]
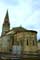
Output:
[{"left": 0, "top": 0, "right": 40, "bottom": 39}]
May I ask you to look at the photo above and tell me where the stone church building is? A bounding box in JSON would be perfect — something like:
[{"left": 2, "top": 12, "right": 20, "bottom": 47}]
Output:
[{"left": 0, "top": 10, "right": 40, "bottom": 60}]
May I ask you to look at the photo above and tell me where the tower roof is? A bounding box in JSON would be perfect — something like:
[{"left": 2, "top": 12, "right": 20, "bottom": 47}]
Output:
[
  {"left": 5, "top": 10, "right": 9, "bottom": 19},
  {"left": 3, "top": 10, "right": 10, "bottom": 24},
  {"left": 2, "top": 10, "right": 10, "bottom": 36}
]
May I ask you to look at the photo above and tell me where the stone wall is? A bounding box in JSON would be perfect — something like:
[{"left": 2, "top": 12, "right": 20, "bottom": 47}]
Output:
[
  {"left": 0, "top": 34, "right": 13, "bottom": 52},
  {"left": 24, "top": 32, "right": 38, "bottom": 53},
  {"left": 38, "top": 42, "right": 40, "bottom": 52},
  {"left": 0, "top": 30, "right": 38, "bottom": 53},
  {"left": 13, "top": 31, "right": 38, "bottom": 54}
]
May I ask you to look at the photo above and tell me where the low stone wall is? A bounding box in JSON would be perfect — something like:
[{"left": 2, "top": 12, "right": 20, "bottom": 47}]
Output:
[{"left": 0, "top": 52, "right": 40, "bottom": 60}]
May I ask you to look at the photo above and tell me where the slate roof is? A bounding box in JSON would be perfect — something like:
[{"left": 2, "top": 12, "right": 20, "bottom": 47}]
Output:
[
  {"left": 11, "top": 26, "right": 37, "bottom": 33},
  {"left": 12, "top": 26, "right": 27, "bottom": 32}
]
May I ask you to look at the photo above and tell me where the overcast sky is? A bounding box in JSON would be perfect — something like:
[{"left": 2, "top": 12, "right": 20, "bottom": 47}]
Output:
[{"left": 0, "top": 0, "right": 40, "bottom": 39}]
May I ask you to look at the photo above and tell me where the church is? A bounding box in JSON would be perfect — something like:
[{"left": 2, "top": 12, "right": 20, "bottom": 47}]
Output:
[{"left": 0, "top": 10, "right": 40, "bottom": 60}]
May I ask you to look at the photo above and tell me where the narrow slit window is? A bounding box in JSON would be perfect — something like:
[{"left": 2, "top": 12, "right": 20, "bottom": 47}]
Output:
[
  {"left": 33, "top": 40, "right": 34, "bottom": 45},
  {"left": 27, "top": 40, "right": 28, "bottom": 45}
]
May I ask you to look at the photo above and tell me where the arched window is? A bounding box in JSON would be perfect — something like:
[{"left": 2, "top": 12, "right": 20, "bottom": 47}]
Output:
[{"left": 27, "top": 40, "right": 28, "bottom": 45}]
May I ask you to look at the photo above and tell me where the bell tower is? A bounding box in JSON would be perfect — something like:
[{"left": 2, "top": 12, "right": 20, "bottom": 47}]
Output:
[{"left": 1, "top": 10, "right": 10, "bottom": 36}]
